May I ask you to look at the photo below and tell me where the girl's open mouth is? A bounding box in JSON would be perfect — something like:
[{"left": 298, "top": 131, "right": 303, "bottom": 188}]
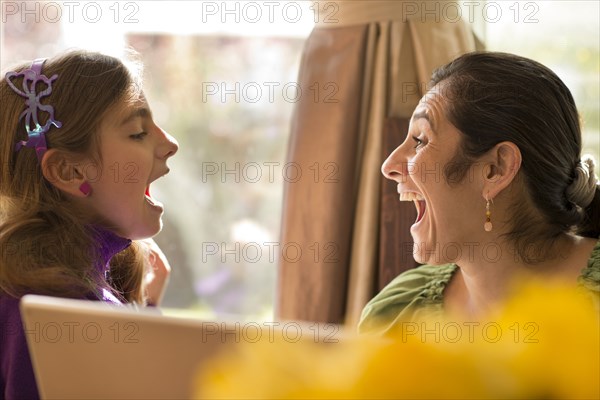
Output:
[{"left": 145, "top": 184, "right": 163, "bottom": 208}]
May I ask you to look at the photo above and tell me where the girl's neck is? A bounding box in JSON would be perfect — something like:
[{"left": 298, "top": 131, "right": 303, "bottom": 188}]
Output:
[{"left": 89, "top": 224, "right": 131, "bottom": 276}]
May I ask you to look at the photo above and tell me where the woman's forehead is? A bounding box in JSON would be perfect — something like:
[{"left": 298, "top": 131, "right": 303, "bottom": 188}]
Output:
[
  {"left": 419, "top": 83, "right": 447, "bottom": 107},
  {"left": 413, "top": 91, "right": 445, "bottom": 122}
]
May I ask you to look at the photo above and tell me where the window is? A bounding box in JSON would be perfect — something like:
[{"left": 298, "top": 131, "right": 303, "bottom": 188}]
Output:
[
  {"left": 130, "top": 33, "right": 307, "bottom": 317},
  {"left": 2, "top": 1, "right": 597, "bottom": 319},
  {"left": 1, "top": 0, "right": 314, "bottom": 320},
  {"left": 483, "top": 0, "right": 599, "bottom": 161}
]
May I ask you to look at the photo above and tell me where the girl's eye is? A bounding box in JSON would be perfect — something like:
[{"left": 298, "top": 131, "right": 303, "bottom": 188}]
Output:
[{"left": 130, "top": 132, "right": 147, "bottom": 141}]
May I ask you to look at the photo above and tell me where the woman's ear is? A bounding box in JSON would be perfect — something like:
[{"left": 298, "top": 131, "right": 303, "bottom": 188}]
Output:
[
  {"left": 41, "top": 149, "right": 91, "bottom": 198},
  {"left": 482, "top": 141, "right": 522, "bottom": 199}
]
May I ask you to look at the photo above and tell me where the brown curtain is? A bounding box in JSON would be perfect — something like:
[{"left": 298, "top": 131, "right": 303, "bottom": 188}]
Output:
[{"left": 276, "top": 1, "right": 482, "bottom": 326}]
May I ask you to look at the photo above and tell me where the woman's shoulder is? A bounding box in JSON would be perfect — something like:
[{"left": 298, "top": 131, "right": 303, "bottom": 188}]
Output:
[
  {"left": 375, "top": 264, "right": 458, "bottom": 296},
  {"left": 578, "top": 236, "right": 600, "bottom": 293},
  {"left": 358, "top": 263, "right": 457, "bottom": 334}
]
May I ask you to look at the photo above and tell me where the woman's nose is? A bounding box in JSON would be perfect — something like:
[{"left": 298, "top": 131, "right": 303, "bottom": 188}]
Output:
[{"left": 381, "top": 146, "right": 407, "bottom": 182}]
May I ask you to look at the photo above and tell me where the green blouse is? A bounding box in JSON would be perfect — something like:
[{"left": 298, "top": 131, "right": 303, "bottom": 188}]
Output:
[{"left": 358, "top": 239, "right": 600, "bottom": 335}]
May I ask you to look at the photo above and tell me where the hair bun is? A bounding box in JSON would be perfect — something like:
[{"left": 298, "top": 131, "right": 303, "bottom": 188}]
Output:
[{"left": 566, "top": 155, "right": 598, "bottom": 208}]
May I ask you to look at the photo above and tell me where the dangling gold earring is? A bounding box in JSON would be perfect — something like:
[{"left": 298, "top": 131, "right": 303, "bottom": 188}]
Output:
[{"left": 484, "top": 195, "right": 493, "bottom": 232}]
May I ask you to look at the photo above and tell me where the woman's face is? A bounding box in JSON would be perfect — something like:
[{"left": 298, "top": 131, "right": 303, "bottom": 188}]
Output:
[
  {"left": 381, "top": 85, "right": 485, "bottom": 265},
  {"left": 82, "top": 94, "right": 179, "bottom": 240}
]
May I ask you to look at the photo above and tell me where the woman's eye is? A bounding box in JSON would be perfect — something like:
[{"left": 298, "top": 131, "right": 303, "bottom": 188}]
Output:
[
  {"left": 130, "top": 132, "right": 147, "bottom": 141},
  {"left": 412, "top": 135, "right": 424, "bottom": 149}
]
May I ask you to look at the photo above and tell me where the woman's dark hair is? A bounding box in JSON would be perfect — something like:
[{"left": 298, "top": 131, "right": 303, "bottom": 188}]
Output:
[{"left": 430, "top": 51, "right": 599, "bottom": 262}]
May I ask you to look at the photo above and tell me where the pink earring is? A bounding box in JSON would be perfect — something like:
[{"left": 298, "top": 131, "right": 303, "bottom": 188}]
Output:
[
  {"left": 484, "top": 195, "right": 493, "bottom": 232},
  {"left": 79, "top": 182, "right": 92, "bottom": 196}
]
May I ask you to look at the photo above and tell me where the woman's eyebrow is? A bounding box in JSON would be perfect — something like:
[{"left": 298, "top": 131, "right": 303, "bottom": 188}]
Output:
[
  {"left": 120, "top": 107, "right": 151, "bottom": 126},
  {"left": 411, "top": 111, "right": 434, "bottom": 130}
]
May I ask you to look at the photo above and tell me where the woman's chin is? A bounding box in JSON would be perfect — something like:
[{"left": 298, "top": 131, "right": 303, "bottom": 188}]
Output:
[
  {"left": 411, "top": 241, "right": 426, "bottom": 264},
  {"left": 412, "top": 250, "right": 437, "bottom": 265},
  {"left": 410, "top": 235, "right": 448, "bottom": 265}
]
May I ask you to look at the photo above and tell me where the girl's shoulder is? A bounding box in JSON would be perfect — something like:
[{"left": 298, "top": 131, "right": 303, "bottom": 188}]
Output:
[
  {"left": 0, "top": 293, "right": 21, "bottom": 324},
  {"left": 358, "top": 264, "right": 457, "bottom": 334},
  {"left": 0, "top": 293, "right": 41, "bottom": 398}
]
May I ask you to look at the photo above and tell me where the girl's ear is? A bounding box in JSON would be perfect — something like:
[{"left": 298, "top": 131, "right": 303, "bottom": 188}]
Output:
[
  {"left": 41, "top": 149, "right": 91, "bottom": 198},
  {"left": 481, "top": 141, "right": 522, "bottom": 199}
]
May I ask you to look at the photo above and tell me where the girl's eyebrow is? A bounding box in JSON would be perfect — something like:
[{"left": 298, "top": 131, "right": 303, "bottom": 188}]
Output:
[{"left": 120, "top": 107, "right": 151, "bottom": 126}]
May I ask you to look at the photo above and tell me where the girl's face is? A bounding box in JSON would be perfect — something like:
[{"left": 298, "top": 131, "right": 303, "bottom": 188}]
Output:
[{"left": 83, "top": 95, "right": 178, "bottom": 240}]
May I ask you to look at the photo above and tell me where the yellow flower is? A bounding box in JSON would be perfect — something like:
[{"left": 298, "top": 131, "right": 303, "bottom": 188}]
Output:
[{"left": 196, "top": 282, "right": 599, "bottom": 399}]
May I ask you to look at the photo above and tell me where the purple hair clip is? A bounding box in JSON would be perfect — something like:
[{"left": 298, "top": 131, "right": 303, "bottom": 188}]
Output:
[{"left": 5, "top": 58, "right": 62, "bottom": 162}]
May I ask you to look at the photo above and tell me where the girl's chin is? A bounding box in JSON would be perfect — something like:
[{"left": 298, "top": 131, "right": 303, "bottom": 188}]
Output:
[{"left": 125, "top": 220, "right": 163, "bottom": 240}]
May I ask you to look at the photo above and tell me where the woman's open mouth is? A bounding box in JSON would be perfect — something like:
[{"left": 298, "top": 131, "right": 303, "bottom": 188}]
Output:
[{"left": 399, "top": 192, "right": 427, "bottom": 224}]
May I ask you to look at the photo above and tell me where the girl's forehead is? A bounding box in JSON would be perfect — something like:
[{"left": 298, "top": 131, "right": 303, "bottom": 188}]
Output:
[{"left": 104, "top": 96, "right": 150, "bottom": 128}]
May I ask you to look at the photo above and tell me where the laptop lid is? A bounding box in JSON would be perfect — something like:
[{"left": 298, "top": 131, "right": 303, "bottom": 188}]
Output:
[{"left": 20, "top": 295, "right": 341, "bottom": 399}]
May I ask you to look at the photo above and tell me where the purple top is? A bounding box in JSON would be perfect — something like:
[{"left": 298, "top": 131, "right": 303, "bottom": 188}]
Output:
[{"left": 0, "top": 226, "right": 131, "bottom": 399}]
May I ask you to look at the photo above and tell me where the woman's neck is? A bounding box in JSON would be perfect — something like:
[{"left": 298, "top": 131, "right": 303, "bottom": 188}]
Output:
[{"left": 445, "top": 234, "right": 595, "bottom": 318}]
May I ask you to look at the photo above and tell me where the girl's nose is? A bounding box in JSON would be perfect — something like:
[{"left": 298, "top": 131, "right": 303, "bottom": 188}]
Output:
[{"left": 157, "top": 128, "right": 179, "bottom": 159}]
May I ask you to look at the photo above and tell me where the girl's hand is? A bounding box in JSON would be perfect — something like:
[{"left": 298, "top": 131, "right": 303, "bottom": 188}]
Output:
[{"left": 144, "top": 239, "right": 172, "bottom": 306}]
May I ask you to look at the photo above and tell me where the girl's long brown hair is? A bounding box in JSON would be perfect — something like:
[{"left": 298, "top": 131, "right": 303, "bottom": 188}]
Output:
[{"left": 1, "top": 50, "right": 148, "bottom": 303}]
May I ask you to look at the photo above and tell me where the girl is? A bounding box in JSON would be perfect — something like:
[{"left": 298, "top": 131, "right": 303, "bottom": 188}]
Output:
[{"left": 0, "top": 50, "right": 179, "bottom": 398}]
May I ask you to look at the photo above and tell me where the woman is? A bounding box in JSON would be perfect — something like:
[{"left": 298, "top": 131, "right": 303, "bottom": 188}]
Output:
[{"left": 359, "top": 52, "right": 599, "bottom": 334}]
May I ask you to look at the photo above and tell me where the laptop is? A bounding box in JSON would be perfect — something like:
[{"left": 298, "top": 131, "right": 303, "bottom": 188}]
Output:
[{"left": 20, "top": 295, "right": 342, "bottom": 399}]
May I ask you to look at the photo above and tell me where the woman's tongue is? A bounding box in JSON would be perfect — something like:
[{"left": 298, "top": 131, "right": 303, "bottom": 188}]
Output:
[{"left": 416, "top": 200, "right": 426, "bottom": 223}]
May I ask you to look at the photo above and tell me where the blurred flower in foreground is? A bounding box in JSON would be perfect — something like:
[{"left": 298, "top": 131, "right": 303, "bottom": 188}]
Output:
[{"left": 196, "top": 282, "right": 599, "bottom": 399}]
